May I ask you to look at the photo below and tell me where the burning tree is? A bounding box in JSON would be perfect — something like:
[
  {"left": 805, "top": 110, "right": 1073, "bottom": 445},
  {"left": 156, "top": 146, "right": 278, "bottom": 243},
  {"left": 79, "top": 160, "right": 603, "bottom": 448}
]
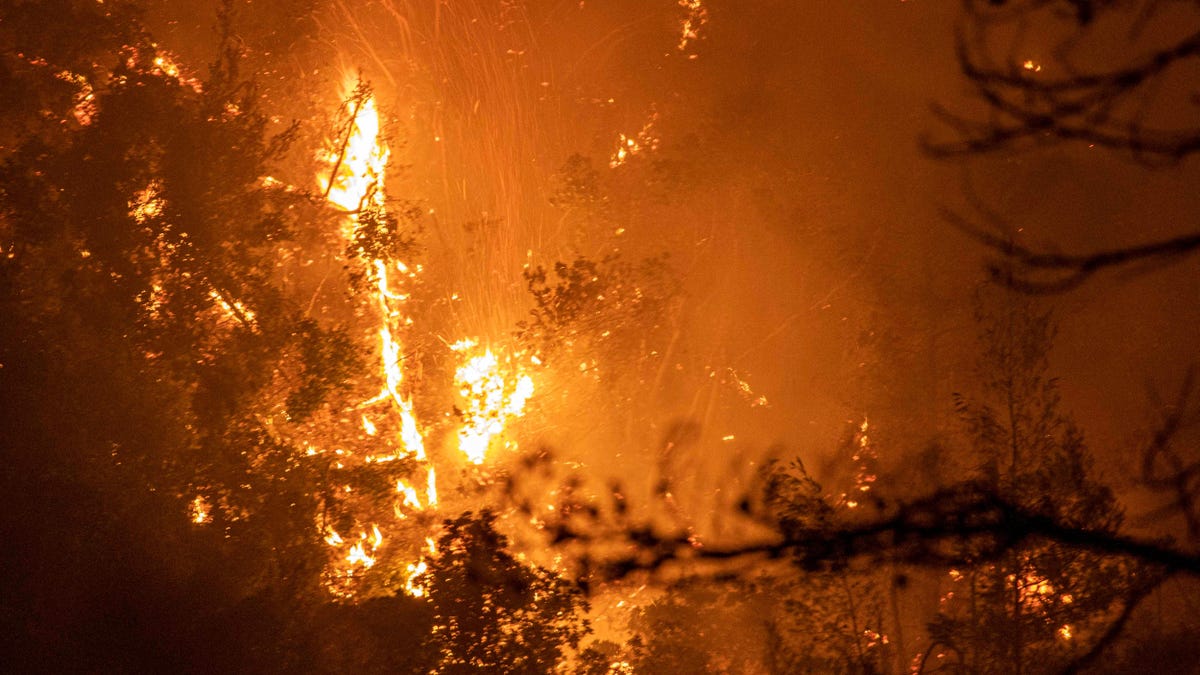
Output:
[
  {"left": 0, "top": 2, "right": 368, "bottom": 668},
  {"left": 6, "top": 1, "right": 1200, "bottom": 672},
  {"left": 0, "top": 1, "right": 581, "bottom": 664}
]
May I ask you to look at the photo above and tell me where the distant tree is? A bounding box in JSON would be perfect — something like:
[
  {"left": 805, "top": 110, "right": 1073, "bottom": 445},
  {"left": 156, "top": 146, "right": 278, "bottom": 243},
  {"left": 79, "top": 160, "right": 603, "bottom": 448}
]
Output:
[
  {"left": 517, "top": 253, "right": 677, "bottom": 377},
  {"left": 922, "top": 289, "right": 1151, "bottom": 674},
  {"left": 515, "top": 252, "right": 680, "bottom": 444},
  {"left": 420, "top": 511, "right": 591, "bottom": 674},
  {"left": 619, "top": 580, "right": 768, "bottom": 675},
  {"left": 763, "top": 455, "right": 893, "bottom": 675}
]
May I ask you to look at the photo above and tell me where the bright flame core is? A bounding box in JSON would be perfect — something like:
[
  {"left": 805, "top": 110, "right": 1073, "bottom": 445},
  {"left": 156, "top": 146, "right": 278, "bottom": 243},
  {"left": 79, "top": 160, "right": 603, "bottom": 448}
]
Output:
[
  {"left": 452, "top": 340, "right": 535, "bottom": 464},
  {"left": 321, "top": 90, "right": 389, "bottom": 215}
]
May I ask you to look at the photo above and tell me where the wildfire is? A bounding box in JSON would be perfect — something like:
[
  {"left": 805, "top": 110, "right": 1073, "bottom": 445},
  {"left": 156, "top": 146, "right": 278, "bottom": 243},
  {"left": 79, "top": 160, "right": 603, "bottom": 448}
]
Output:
[
  {"left": 396, "top": 479, "right": 423, "bottom": 512},
  {"left": 321, "top": 78, "right": 425, "bottom": 466},
  {"left": 403, "top": 537, "right": 439, "bottom": 598},
  {"left": 325, "top": 526, "right": 385, "bottom": 578},
  {"left": 369, "top": 260, "right": 426, "bottom": 461},
  {"left": 426, "top": 466, "right": 438, "bottom": 506},
  {"left": 452, "top": 339, "right": 535, "bottom": 465},
  {"left": 189, "top": 495, "right": 211, "bottom": 524},
  {"left": 312, "top": 76, "right": 543, "bottom": 598},
  {"left": 609, "top": 113, "right": 660, "bottom": 169},
  {"left": 208, "top": 289, "right": 257, "bottom": 328},
  {"left": 404, "top": 560, "right": 429, "bottom": 598},
  {"left": 677, "top": 0, "right": 709, "bottom": 55},
  {"left": 54, "top": 70, "right": 96, "bottom": 125},
  {"left": 729, "top": 368, "right": 769, "bottom": 407},
  {"left": 843, "top": 417, "right": 878, "bottom": 509},
  {"left": 1011, "top": 568, "right": 1065, "bottom": 612},
  {"left": 316, "top": 79, "right": 432, "bottom": 595},
  {"left": 129, "top": 180, "right": 164, "bottom": 223}
]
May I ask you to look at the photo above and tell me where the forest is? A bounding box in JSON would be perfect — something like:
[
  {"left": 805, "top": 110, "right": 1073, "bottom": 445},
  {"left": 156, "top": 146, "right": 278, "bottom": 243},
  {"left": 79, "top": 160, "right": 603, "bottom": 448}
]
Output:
[{"left": 2, "top": 0, "right": 1199, "bottom": 673}]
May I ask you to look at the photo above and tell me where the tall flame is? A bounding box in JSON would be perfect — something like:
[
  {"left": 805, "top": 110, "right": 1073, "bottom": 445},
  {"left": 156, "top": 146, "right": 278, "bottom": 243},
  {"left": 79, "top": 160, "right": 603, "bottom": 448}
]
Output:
[
  {"left": 372, "top": 261, "right": 426, "bottom": 461},
  {"left": 315, "top": 78, "right": 540, "bottom": 598},
  {"left": 324, "top": 80, "right": 426, "bottom": 464},
  {"left": 319, "top": 79, "right": 437, "bottom": 596}
]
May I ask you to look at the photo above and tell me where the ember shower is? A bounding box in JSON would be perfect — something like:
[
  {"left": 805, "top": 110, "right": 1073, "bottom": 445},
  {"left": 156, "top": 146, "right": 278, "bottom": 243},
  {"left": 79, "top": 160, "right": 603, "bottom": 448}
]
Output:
[{"left": 2, "top": 1, "right": 1199, "bottom": 672}]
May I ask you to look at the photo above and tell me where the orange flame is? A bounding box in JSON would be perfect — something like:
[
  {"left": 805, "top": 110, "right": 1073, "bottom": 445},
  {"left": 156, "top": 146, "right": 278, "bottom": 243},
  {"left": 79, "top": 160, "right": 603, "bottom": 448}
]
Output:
[{"left": 452, "top": 339, "right": 535, "bottom": 464}]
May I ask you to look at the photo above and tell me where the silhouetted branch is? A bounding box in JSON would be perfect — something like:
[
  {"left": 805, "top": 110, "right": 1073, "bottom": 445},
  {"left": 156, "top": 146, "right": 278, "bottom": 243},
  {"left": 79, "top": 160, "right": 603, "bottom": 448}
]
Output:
[
  {"left": 927, "top": 1, "right": 1200, "bottom": 163},
  {"left": 930, "top": 1, "right": 1200, "bottom": 291},
  {"left": 547, "top": 481, "right": 1195, "bottom": 587},
  {"left": 1141, "top": 368, "right": 1200, "bottom": 543},
  {"left": 944, "top": 209, "right": 1200, "bottom": 293},
  {"left": 914, "top": 639, "right": 963, "bottom": 675},
  {"left": 1060, "top": 579, "right": 1163, "bottom": 675}
]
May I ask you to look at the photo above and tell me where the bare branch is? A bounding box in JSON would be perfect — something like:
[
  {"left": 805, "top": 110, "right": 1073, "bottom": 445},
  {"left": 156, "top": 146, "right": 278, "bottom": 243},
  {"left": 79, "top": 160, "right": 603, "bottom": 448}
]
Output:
[
  {"left": 944, "top": 209, "right": 1200, "bottom": 293},
  {"left": 928, "top": 1, "right": 1200, "bottom": 162},
  {"left": 1141, "top": 368, "right": 1200, "bottom": 543},
  {"left": 547, "top": 481, "right": 1197, "bottom": 587},
  {"left": 1060, "top": 579, "right": 1164, "bottom": 675}
]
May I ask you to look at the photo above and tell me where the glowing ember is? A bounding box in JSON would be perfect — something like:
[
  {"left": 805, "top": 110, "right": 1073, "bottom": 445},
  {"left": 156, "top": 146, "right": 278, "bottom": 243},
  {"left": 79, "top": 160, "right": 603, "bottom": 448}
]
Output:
[
  {"left": 326, "top": 526, "right": 384, "bottom": 575},
  {"left": 609, "top": 114, "right": 660, "bottom": 169},
  {"left": 677, "top": 0, "right": 709, "bottom": 54},
  {"left": 610, "top": 133, "right": 640, "bottom": 169},
  {"left": 129, "top": 181, "right": 163, "bottom": 224},
  {"left": 54, "top": 70, "right": 96, "bottom": 125},
  {"left": 403, "top": 538, "right": 438, "bottom": 598},
  {"left": 189, "top": 496, "right": 211, "bottom": 524},
  {"left": 842, "top": 417, "right": 878, "bottom": 509},
  {"left": 208, "top": 289, "right": 257, "bottom": 328},
  {"left": 404, "top": 560, "right": 428, "bottom": 598},
  {"left": 729, "top": 368, "right": 769, "bottom": 407},
  {"left": 145, "top": 49, "right": 203, "bottom": 92}
]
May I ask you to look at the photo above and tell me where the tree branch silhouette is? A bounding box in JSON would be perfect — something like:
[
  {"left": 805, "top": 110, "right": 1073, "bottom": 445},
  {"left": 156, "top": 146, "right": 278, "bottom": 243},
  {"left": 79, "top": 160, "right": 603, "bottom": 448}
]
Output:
[
  {"left": 926, "top": 1, "right": 1200, "bottom": 163},
  {"left": 931, "top": 0, "right": 1200, "bottom": 291},
  {"left": 536, "top": 480, "right": 1195, "bottom": 588},
  {"left": 944, "top": 209, "right": 1200, "bottom": 293}
]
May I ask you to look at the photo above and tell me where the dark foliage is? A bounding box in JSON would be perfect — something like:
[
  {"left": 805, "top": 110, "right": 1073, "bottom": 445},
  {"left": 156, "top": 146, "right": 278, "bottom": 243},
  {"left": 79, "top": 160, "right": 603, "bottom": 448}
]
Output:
[{"left": 420, "top": 511, "right": 591, "bottom": 674}]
